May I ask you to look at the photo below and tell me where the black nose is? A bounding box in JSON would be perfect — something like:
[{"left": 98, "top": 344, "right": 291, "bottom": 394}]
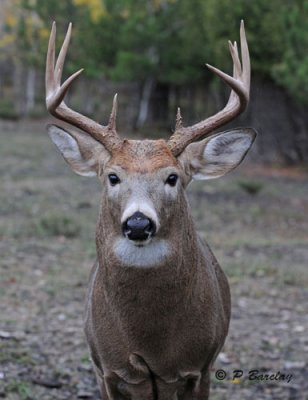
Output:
[{"left": 122, "top": 211, "right": 156, "bottom": 241}]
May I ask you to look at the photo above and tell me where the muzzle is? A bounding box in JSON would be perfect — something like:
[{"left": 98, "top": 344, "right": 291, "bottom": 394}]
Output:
[{"left": 122, "top": 211, "right": 156, "bottom": 242}]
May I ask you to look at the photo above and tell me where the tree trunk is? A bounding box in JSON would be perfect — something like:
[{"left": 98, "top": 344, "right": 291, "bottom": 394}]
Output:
[
  {"left": 150, "top": 83, "right": 169, "bottom": 124},
  {"left": 13, "top": 61, "right": 24, "bottom": 116},
  {"left": 25, "top": 67, "right": 36, "bottom": 114},
  {"left": 136, "top": 78, "right": 155, "bottom": 128}
]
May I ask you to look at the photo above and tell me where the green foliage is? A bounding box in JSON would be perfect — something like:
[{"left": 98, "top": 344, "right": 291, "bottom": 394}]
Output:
[
  {"left": 35, "top": 213, "right": 81, "bottom": 238},
  {"left": 6, "top": 380, "right": 34, "bottom": 400},
  {"left": 8, "top": 0, "right": 308, "bottom": 105},
  {"left": 271, "top": 2, "right": 308, "bottom": 104},
  {"left": 237, "top": 179, "right": 263, "bottom": 195},
  {"left": 110, "top": 0, "right": 210, "bottom": 84},
  {"left": 201, "top": 0, "right": 286, "bottom": 75},
  {"left": 0, "top": 100, "right": 20, "bottom": 120}
]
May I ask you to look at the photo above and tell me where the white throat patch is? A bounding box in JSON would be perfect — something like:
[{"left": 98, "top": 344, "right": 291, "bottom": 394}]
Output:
[{"left": 113, "top": 238, "right": 170, "bottom": 268}]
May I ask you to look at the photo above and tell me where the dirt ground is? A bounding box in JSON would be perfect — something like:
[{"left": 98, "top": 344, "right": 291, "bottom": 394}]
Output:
[{"left": 0, "top": 120, "right": 307, "bottom": 400}]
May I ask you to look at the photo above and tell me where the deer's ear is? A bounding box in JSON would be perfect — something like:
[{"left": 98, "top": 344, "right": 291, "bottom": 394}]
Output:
[
  {"left": 179, "top": 128, "right": 256, "bottom": 180},
  {"left": 47, "top": 124, "right": 110, "bottom": 177}
]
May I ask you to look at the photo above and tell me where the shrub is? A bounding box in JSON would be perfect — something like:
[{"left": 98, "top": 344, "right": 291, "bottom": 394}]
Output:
[
  {"left": 35, "top": 214, "right": 81, "bottom": 238},
  {"left": 237, "top": 180, "right": 263, "bottom": 195}
]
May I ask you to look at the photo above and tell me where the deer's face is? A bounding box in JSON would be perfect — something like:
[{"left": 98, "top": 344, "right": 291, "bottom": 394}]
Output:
[
  {"left": 101, "top": 139, "right": 187, "bottom": 245},
  {"left": 46, "top": 21, "right": 256, "bottom": 266},
  {"left": 48, "top": 125, "right": 255, "bottom": 253}
]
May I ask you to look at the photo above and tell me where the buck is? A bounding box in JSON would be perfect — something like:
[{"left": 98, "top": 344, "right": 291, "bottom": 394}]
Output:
[{"left": 46, "top": 21, "right": 256, "bottom": 399}]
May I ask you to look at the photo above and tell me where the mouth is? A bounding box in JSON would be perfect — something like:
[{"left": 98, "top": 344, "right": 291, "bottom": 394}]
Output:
[
  {"left": 128, "top": 236, "right": 153, "bottom": 247},
  {"left": 123, "top": 230, "right": 154, "bottom": 247}
]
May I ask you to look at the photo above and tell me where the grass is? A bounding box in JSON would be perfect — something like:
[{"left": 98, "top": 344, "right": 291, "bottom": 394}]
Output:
[
  {"left": 35, "top": 213, "right": 81, "bottom": 238},
  {"left": 0, "top": 347, "right": 36, "bottom": 366},
  {"left": 237, "top": 179, "right": 263, "bottom": 195},
  {"left": 6, "top": 380, "right": 35, "bottom": 400},
  {"left": 1, "top": 122, "right": 307, "bottom": 289},
  {"left": 0, "top": 121, "right": 307, "bottom": 400}
]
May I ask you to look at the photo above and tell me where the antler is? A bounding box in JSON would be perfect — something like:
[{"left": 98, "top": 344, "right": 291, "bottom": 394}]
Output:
[
  {"left": 46, "top": 22, "right": 122, "bottom": 153},
  {"left": 168, "top": 20, "right": 251, "bottom": 156}
]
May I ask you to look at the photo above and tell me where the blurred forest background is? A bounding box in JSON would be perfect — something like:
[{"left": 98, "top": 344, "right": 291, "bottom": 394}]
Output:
[
  {"left": 0, "top": 0, "right": 308, "bottom": 163},
  {"left": 1, "top": 2, "right": 308, "bottom": 399}
]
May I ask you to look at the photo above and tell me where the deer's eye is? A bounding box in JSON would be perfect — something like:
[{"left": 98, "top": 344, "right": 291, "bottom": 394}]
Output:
[
  {"left": 108, "top": 174, "right": 121, "bottom": 186},
  {"left": 165, "top": 174, "right": 178, "bottom": 187}
]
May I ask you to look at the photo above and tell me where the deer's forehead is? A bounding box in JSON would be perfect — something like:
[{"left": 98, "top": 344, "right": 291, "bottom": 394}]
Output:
[{"left": 107, "top": 139, "right": 178, "bottom": 173}]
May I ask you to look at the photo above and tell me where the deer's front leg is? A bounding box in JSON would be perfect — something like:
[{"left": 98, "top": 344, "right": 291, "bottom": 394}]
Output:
[
  {"left": 152, "top": 369, "right": 209, "bottom": 400},
  {"left": 177, "top": 370, "right": 210, "bottom": 400},
  {"left": 103, "top": 373, "right": 154, "bottom": 400},
  {"left": 193, "top": 370, "right": 210, "bottom": 400}
]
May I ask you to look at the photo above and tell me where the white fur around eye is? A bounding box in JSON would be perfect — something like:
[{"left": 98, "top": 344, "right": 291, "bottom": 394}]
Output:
[
  {"left": 106, "top": 176, "right": 121, "bottom": 202},
  {"left": 107, "top": 182, "right": 120, "bottom": 196},
  {"left": 164, "top": 182, "right": 178, "bottom": 199}
]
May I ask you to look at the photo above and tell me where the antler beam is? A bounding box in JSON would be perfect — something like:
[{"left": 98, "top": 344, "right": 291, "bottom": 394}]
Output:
[
  {"left": 168, "top": 20, "right": 251, "bottom": 156},
  {"left": 46, "top": 22, "right": 122, "bottom": 153}
]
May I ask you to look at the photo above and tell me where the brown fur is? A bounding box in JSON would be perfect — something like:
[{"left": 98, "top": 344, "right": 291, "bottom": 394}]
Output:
[
  {"left": 47, "top": 125, "right": 256, "bottom": 399},
  {"left": 108, "top": 139, "right": 178, "bottom": 173},
  {"left": 82, "top": 139, "right": 231, "bottom": 400},
  {"left": 45, "top": 20, "right": 254, "bottom": 399}
]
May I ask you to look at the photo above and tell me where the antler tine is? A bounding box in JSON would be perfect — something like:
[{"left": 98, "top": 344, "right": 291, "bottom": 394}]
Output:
[
  {"left": 229, "top": 41, "right": 241, "bottom": 79},
  {"left": 46, "top": 22, "right": 56, "bottom": 96},
  {"left": 108, "top": 94, "right": 118, "bottom": 131},
  {"left": 54, "top": 22, "right": 72, "bottom": 84},
  {"left": 205, "top": 63, "right": 247, "bottom": 105},
  {"left": 175, "top": 107, "right": 183, "bottom": 130},
  {"left": 168, "top": 20, "right": 251, "bottom": 156},
  {"left": 45, "top": 22, "right": 122, "bottom": 153},
  {"left": 240, "top": 20, "right": 250, "bottom": 88}
]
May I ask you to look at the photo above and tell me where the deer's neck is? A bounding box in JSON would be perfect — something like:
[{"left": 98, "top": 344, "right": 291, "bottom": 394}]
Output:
[{"left": 92, "top": 198, "right": 210, "bottom": 339}]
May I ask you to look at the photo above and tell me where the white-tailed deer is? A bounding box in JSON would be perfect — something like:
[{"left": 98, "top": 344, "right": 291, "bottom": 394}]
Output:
[{"left": 46, "top": 21, "right": 256, "bottom": 399}]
